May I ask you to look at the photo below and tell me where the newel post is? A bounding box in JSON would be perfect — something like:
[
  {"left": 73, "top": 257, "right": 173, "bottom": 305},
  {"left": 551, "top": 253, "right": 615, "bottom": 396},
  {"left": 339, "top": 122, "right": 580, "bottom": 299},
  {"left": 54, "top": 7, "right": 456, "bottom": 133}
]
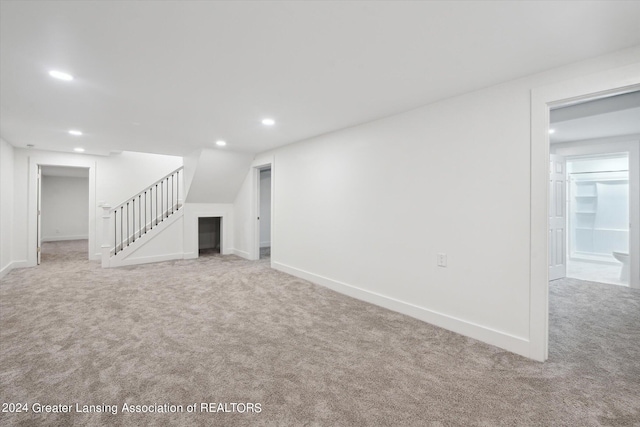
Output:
[{"left": 101, "top": 204, "right": 112, "bottom": 268}]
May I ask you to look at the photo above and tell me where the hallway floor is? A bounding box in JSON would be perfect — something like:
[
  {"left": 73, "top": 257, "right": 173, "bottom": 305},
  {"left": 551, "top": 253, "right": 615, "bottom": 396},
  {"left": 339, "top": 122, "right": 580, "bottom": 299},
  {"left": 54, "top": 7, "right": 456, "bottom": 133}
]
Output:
[{"left": 566, "top": 259, "right": 627, "bottom": 286}]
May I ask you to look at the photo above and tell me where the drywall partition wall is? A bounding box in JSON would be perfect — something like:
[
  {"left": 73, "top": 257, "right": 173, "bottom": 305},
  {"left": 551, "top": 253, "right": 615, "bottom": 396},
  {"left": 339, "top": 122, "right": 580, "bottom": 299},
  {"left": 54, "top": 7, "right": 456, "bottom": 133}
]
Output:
[
  {"left": 10, "top": 149, "right": 96, "bottom": 265},
  {"left": 233, "top": 168, "right": 254, "bottom": 260},
  {"left": 182, "top": 149, "right": 201, "bottom": 199},
  {"left": 260, "top": 169, "right": 271, "bottom": 247},
  {"left": 11, "top": 148, "right": 183, "bottom": 267},
  {"left": 106, "top": 213, "right": 185, "bottom": 268},
  {"left": 185, "top": 148, "right": 254, "bottom": 203},
  {"left": 41, "top": 176, "right": 89, "bottom": 241},
  {"left": 233, "top": 154, "right": 274, "bottom": 261},
  {"left": 0, "top": 138, "right": 14, "bottom": 278},
  {"left": 180, "top": 149, "right": 250, "bottom": 260},
  {"left": 235, "top": 46, "right": 640, "bottom": 359},
  {"left": 98, "top": 151, "right": 184, "bottom": 208}
]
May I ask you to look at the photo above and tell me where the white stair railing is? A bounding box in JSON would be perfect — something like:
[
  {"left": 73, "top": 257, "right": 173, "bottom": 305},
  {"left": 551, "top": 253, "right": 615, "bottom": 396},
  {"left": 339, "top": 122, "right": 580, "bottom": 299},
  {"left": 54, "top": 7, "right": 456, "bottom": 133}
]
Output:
[{"left": 101, "top": 167, "right": 183, "bottom": 265}]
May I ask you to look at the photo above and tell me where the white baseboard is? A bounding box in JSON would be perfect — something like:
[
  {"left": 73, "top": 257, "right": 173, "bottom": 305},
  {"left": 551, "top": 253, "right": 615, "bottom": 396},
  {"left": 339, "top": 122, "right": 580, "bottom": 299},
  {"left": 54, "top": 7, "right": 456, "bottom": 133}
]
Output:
[
  {"left": 42, "top": 235, "right": 88, "bottom": 242},
  {"left": 0, "top": 260, "right": 31, "bottom": 280},
  {"left": 232, "top": 248, "right": 251, "bottom": 260},
  {"left": 0, "top": 262, "right": 13, "bottom": 280},
  {"left": 183, "top": 251, "right": 198, "bottom": 260},
  {"left": 108, "top": 252, "right": 184, "bottom": 268},
  {"left": 184, "top": 249, "right": 232, "bottom": 259},
  {"left": 11, "top": 260, "right": 31, "bottom": 269},
  {"left": 260, "top": 241, "right": 271, "bottom": 248},
  {"left": 273, "top": 261, "right": 530, "bottom": 358}
]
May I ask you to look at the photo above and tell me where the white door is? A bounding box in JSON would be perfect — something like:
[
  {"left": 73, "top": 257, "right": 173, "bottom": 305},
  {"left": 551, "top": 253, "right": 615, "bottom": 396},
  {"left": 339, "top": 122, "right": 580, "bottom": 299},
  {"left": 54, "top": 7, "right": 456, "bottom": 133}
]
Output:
[
  {"left": 549, "top": 154, "right": 566, "bottom": 280},
  {"left": 37, "top": 165, "right": 42, "bottom": 265}
]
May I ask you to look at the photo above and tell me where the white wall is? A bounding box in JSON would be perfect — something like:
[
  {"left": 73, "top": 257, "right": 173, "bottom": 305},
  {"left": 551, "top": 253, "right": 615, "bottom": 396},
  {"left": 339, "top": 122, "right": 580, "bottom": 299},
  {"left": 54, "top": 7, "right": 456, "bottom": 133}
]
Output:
[
  {"left": 566, "top": 155, "right": 628, "bottom": 173},
  {"left": 41, "top": 175, "right": 89, "bottom": 241},
  {"left": 234, "top": 47, "right": 640, "bottom": 358},
  {"left": 185, "top": 148, "right": 254, "bottom": 203},
  {"left": 11, "top": 148, "right": 183, "bottom": 266},
  {"left": 233, "top": 170, "right": 254, "bottom": 260},
  {"left": 260, "top": 169, "right": 271, "bottom": 247},
  {"left": 107, "top": 213, "right": 185, "bottom": 268},
  {"left": 97, "top": 151, "right": 184, "bottom": 209},
  {"left": 0, "top": 138, "right": 14, "bottom": 278}
]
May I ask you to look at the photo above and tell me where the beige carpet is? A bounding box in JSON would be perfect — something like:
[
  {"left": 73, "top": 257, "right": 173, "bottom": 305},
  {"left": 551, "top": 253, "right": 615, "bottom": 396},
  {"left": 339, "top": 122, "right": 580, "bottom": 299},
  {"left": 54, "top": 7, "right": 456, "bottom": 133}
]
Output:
[{"left": 1, "top": 240, "right": 639, "bottom": 426}]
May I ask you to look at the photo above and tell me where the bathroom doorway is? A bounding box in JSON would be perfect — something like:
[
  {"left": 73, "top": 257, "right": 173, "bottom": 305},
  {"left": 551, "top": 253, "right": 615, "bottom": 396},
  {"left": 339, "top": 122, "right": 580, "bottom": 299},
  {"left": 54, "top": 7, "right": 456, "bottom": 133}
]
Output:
[
  {"left": 565, "top": 154, "right": 629, "bottom": 286},
  {"left": 549, "top": 90, "right": 640, "bottom": 287}
]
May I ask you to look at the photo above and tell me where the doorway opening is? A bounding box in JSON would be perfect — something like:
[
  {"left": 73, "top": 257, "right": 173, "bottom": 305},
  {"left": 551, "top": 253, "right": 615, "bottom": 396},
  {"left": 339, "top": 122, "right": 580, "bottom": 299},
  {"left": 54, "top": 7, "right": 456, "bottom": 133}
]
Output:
[
  {"left": 259, "top": 167, "right": 271, "bottom": 260},
  {"left": 566, "top": 154, "right": 630, "bottom": 286},
  {"left": 198, "top": 217, "right": 221, "bottom": 256},
  {"left": 531, "top": 69, "right": 640, "bottom": 362},
  {"left": 38, "top": 165, "right": 90, "bottom": 264},
  {"left": 548, "top": 90, "right": 639, "bottom": 287}
]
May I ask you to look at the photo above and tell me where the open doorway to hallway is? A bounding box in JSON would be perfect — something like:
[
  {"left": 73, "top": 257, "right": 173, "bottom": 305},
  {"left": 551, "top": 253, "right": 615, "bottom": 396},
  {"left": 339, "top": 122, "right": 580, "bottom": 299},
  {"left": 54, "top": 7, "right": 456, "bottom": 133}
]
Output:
[
  {"left": 38, "top": 166, "right": 89, "bottom": 264},
  {"left": 259, "top": 167, "right": 271, "bottom": 260}
]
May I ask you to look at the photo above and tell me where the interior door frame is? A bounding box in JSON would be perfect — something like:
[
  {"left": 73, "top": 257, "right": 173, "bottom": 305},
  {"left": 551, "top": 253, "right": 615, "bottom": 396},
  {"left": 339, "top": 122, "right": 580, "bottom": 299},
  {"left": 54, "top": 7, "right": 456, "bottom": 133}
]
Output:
[
  {"left": 529, "top": 63, "right": 640, "bottom": 362},
  {"left": 258, "top": 167, "right": 272, "bottom": 251},
  {"left": 27, "top": 157, "right": 97, "bottom": 266},
  {"left": 250, "top": 157, "right": 274, "bottom": 262},
  {"left": 37, "top": 165, "right": 42, "bottom": 265}
]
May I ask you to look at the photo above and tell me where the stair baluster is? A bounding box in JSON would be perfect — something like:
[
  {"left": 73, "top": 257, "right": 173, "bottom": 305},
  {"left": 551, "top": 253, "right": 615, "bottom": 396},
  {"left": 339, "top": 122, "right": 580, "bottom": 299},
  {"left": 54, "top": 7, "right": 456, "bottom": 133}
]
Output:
[{"left": 101, "top": 167, "right": 183, "bottom": 266}]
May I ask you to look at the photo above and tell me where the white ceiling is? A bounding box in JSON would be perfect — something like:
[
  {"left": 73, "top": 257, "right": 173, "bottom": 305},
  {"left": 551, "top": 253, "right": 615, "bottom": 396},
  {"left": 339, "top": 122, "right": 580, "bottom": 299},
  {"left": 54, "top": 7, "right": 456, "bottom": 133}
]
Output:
[
  {"left": 2, "top": 1, "right": 640, "bottom": 157},
  {"left": 550, "top": 91, "right": 640, "bottom": 143}
]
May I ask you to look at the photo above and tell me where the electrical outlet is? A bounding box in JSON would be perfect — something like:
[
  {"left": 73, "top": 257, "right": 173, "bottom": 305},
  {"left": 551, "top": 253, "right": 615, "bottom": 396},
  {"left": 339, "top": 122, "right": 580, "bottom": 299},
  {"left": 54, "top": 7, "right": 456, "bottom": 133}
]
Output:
[{"left": 437, "top": 253, "right": 447, "bottom": 267}]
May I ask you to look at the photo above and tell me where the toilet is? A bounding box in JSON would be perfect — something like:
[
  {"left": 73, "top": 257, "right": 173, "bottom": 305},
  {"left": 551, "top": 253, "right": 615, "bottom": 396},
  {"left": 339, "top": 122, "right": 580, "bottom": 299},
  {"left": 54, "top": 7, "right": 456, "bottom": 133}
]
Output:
[{"left": 612, "top": 252, "right": 630, "bottom": 284}]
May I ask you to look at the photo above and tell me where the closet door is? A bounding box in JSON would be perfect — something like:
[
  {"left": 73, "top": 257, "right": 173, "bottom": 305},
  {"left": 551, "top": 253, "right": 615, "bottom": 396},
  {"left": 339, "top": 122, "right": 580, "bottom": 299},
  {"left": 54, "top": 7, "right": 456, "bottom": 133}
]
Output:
[{"left": 549, "top": 154, "right": 566, "bottom": 280}]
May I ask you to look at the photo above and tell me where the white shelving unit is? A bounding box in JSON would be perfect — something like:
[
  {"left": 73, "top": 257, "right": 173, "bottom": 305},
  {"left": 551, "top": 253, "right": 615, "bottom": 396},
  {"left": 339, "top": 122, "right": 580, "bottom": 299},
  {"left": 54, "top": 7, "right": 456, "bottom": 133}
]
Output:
[{"left": 569, "top": 171, "right": 629, "bottom": 263}]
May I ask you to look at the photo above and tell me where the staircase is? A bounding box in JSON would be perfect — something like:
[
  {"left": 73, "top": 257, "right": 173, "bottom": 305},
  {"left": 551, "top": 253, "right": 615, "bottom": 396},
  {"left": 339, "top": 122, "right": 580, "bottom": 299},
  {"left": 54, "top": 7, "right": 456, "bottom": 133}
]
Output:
[{"left": 101, "top": 167, "right": 183, "bottom": 267}]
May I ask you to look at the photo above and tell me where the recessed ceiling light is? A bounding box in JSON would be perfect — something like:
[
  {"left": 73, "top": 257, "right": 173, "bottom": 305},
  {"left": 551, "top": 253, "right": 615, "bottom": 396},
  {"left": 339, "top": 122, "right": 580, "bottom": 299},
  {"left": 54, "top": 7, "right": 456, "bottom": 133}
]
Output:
[
  {"left": 74, "top": 147, "right": 85, "bottom": 153},
  {"left": 49, "top": 70, "right": 74, "bottom": 81},
  {"left": 261, "top": 118, "right": 275, "bottom": 126},
  {"left": 68, "top": 129, "right": 83, "bottom": 136},
  {"left": 216, "top": 140, "right": 227, "bottom": 146},
  {"left": 548, "top": 129, "right": 556, "bottom": 134}
]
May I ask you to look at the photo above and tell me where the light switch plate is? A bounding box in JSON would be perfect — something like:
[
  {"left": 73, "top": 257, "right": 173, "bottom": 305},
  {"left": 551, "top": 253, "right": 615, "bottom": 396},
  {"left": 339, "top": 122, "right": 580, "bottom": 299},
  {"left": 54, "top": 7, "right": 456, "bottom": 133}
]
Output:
[{"left": 437, "top": 253, "right": 447, "bottom": 267}]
